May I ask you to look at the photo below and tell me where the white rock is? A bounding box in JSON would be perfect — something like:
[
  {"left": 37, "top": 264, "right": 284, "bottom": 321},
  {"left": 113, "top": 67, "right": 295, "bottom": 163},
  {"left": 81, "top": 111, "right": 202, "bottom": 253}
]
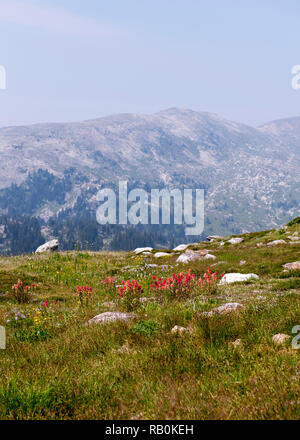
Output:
[
  {"left": 134, "top": 247, "right": 153, "bottom": 254},
  {"left": 219, "top": 273, "right": 259, "bottom": 285},
  {"left": 229, "top": 339, "right": 242, "bottom": 348},
  {"left": 272, "top": 334, "right": 291, "bottom": 345},
  {"left": 154, "top": 252, "right": 170, "bottom": 258},
  {"left": 171, "top": 325, "right": 188, "bottom": 334},
  {"left": 176, "top": 249, "right": 208, "bottom": 264},
  {"left": 203, "top": 254, "right": 217, "bottom": 260},
  {"left": 204, "top": 303, "right": 245, "bottom": 317},
  {"left": 267, "top": 240, "right": 286, "bottom": 246},
  {"left": 87, "top": 312, "right": 136, "bottom": 325},
  {"left": 283, "top": 261, "right": 300, "bottom": 270},
  {"left": 228, "top": 237, "right": 244, "bottom": 245},
  {"left": 35, "top": 239, "right": 59, "bottom": 254},
  {"left": 173, "top": 244, "right": 189, "bottom": 251},
  {"left": 239, "top": 260, "right": 246, "bottom": 266}
]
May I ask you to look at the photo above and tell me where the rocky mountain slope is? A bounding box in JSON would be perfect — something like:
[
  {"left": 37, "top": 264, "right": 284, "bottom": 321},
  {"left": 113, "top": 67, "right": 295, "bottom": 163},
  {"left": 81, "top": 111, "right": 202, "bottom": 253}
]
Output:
[{"left": 0, "top": 108, "right": 299, "bottom": 251}]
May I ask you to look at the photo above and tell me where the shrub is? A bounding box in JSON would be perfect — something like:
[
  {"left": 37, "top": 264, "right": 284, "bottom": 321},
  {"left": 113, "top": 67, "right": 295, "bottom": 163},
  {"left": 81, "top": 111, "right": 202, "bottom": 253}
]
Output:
[{"left": 130, "top": 320, "right": 160, "bottom": 337}]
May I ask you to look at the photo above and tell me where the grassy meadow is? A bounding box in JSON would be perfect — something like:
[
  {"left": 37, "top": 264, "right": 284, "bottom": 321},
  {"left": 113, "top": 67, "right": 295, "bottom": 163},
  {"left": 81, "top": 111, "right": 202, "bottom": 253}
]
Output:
[{"left": 0, "top": 220, "right": 300, "bottom": 420}]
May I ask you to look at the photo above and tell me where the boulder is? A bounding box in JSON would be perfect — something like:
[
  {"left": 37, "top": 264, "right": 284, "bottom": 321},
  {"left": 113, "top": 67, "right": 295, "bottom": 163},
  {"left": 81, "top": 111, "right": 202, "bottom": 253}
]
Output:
[
  {"left": 228, "top": 237, "right": 244, "bottom": 245},
  {"left": 204, "top": 302, "right": 245, "bottom": 317},
  {"left": 219, "top": 273, "right": 259, "bottom": 285},
  {"left": 267, "top": 240, "right": 286, "bottom": 246},
  {"left": 173, "top": 244, "right": 189, "bottom": 251},
  {"left": 134, "top": 247, "right": 153, "bottom": 254},
  {"left": 272, "top": 334, "right": 291, "bottom": 346},
  {"left": 283, "top": 261, "right": 300, "bottom": 271},
  {"left": 35, "top": 239, "right": 59, "bottom": 254},
  {"left": 87, "top": 312, "right": 136, "bottom": 325}
]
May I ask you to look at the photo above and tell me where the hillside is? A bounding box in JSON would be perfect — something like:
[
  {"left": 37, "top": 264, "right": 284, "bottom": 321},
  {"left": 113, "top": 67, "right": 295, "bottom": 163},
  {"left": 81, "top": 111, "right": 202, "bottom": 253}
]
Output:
[
  {"left": 0, "top": 218, "right": 299, "bottom": 419},
  {"left": 0, "top": 108, "right": 299, "bottom": 254}
]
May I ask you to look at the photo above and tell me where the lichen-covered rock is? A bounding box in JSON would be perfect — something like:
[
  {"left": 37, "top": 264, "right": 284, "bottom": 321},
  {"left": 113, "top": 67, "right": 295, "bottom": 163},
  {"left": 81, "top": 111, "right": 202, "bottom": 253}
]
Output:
[{"left": 176, "top": 249, "right": 209, "bottom": 264}]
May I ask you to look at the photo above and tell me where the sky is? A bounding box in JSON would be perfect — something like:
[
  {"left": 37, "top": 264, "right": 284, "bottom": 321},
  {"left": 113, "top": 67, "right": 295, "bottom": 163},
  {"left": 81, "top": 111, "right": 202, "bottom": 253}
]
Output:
[{"left": 0, "top": 0, "right": 299, "bottom": 127}]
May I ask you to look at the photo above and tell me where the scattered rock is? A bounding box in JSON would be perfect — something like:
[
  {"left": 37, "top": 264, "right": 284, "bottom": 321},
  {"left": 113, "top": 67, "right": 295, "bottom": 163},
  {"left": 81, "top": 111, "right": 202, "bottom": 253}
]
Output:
[
  {"left": 171, "top": 325, "right": 188, "bottom": 334},
  {"left": 176, "top": 249, "right": 209, "bottom": 264},
  {"left": 154, "top": 252, "right": 171, "bottom": 258},
  {"left": 204, "top": 302, "right": 245, "bottom": 317},
  {"left": 87, "top": 312, "right": 136, "bottom": 325},
  {"left": 256, "top": 242, "right": 264, "bottom": 247},
  {"left": 173, "top": 244, "right": 189, "bottom": 251},
  {"left": 219, "top": 273, "right": 259, "bottom": 285},
  {"left": 134, "top": 247, "right": 153, "bottom": 254},
  {"left": 267, "top": 240, "right": 286, "bottom": 246},
  {"left": 272, "top": 334, "right": 291, "bottom": 346},
  {"left": 219, "top": 241, "right": 225, "bottom": 247},
  {"left": 228, "top": 237, "right": 244, "bottom": 245},
  {"left": 35, "top": 239, "right": 59, "bottom": 254},
  {"left": 283, "top": 262, "right": 300, "bottom": 270},
  {"left": 239, "top": 260, "right": 246, "bottom": 266},
  {"left": 203, "top": 254, "right": 217, "bottom": 260}
]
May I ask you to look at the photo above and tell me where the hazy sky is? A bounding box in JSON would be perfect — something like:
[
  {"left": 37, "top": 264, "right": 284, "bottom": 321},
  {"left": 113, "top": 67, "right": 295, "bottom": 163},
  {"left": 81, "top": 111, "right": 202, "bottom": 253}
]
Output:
[{"left": 0, "top": 0, "right": 299, "bottom": 127}]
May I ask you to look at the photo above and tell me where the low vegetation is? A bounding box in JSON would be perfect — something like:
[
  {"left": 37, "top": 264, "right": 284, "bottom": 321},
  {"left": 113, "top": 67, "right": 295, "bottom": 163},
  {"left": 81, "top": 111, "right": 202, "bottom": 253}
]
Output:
[{"left": 0, "top": 221, "right": 299, "bottom": 420}]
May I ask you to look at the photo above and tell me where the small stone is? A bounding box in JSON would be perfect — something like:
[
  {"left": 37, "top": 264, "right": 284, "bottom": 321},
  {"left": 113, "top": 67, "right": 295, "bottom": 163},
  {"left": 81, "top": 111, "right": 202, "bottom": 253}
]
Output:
[
  {"left": 171, "top": 325, "right": 188, "bottom": 334},
  {"left": 239, "top": 260, "right": 246, "bottom": 266},
  {"left": 272, "top": 334, "right": 291, "bottom": 346},
  {"left": 229, "top": 339, "right": 242, "bottom": 348}
]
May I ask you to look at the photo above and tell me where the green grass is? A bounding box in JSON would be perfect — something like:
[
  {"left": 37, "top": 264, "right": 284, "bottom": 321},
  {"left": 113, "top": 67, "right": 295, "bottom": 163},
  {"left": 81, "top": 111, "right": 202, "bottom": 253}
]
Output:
[{"left": 0, "top": 222, "right": 300, "bottom": 420}]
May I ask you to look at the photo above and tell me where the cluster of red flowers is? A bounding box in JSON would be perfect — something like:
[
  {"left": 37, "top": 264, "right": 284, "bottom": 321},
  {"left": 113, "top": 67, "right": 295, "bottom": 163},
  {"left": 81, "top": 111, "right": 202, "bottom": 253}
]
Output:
[
  {"left": 197, "top": 268, "right": 222, "bottom": 293},
  {"left": 118, "top": 280, "right": 144, "bottom": 298},
  {"left": 76, "top": 285, "right": 92, "bottom": 306},
  {"left": 150, "top": 269, "right": 196, "bottom": 298},
  {"left": 11, "top": 280, "right": 37, "bottom": 303},
  {"left": 150, "top": 269, "right": 222, "bottom": 298}
]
